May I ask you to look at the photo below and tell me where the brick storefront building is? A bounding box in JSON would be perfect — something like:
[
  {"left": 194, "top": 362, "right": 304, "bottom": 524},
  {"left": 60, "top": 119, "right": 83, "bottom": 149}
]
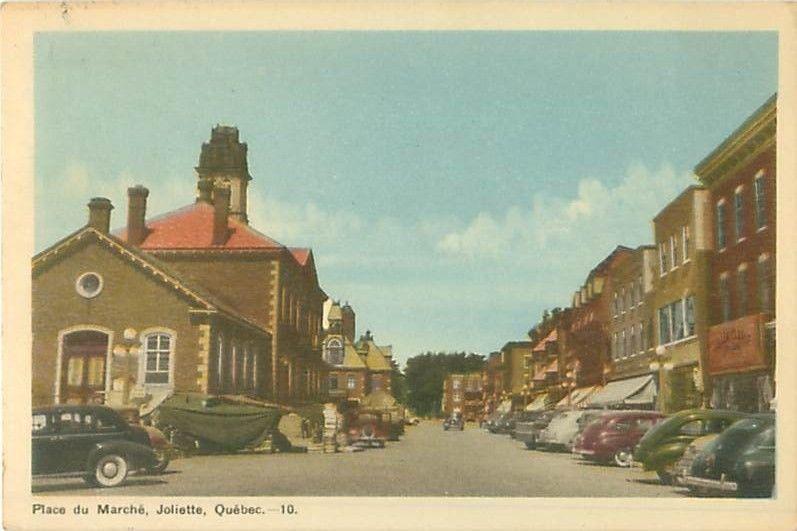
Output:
[
  {"left": 695, "top": 95, "right": 776, "bottom": 412},
  {"left": 442, "top": 373, "right": 484, "bottom": 421}
]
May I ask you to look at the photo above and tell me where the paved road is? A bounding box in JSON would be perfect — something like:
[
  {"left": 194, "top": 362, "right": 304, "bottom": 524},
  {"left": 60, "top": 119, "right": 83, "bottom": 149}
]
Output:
[{"left": 35, "top": 420, "right": 685, "bottom": 497}]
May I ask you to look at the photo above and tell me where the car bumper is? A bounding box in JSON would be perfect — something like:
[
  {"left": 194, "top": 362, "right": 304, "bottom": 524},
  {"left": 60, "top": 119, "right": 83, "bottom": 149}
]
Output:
[{"left": 682, "top": 475, "right": 738, "bottom": 492}]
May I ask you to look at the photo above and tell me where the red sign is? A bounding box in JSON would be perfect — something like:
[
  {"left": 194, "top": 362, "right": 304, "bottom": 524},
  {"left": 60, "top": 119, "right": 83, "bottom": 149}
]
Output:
[{"left": 707, "top": 314, "right": 767, "bottom": 376}]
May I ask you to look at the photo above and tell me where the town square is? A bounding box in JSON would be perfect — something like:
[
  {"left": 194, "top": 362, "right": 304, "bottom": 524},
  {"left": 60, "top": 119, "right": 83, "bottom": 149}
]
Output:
[{"left": 14, "top": 19, "right": 784, "bottom": 513}]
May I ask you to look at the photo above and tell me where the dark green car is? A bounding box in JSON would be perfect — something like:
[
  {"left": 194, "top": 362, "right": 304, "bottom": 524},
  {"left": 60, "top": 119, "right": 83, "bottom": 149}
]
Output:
[{"left": 633, "top": 409, "right": 750, "bottom": 484}]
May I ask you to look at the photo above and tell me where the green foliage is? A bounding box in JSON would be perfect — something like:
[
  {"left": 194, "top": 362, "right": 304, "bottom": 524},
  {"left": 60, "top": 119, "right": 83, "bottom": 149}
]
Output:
[
  {"left": 390, "top": 367, "right": 408, "bottom": 405},
  {"left": 404, "top": 351, "right": 485, "bottom": 417}
]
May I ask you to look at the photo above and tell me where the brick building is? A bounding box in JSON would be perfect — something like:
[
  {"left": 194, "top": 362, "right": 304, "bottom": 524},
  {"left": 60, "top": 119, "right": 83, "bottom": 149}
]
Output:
[
  {"left": 482, "top": 352, "right": 505, "bottom": 415},
  {"left": 694, "top": 95, "right": 776, "bottom": 412},
  {"left": 32, "top": 125, "right": 327, "bottom": 407},
  {"left": 525, "top": 308, "right": 573, "bottom": 410},
  {"left": 322, "top": 301, "right": 394, "bottom": 403},
  {"left": 500, "top": 341, "right": 534, "bottom": 408},
  {"left": 649, "top": 186, "right": 714, "bottom": 412},
  {"left": 442, "top": 373, "right": 484, "bottom": 421}
]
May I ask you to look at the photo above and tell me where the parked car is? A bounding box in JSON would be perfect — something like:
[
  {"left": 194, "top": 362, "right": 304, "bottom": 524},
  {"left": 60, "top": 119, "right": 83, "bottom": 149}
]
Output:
[
  {"left": 346, "top": 412, "right": 388, "bottom": 448},
  {"left": 508, "top": 411, "right": 539, "bottom": 439},
  {"left": 633, "top": 409, "right": 750, "bottom": 484},
  {"left": 443, "top": 414, "right": 465, "bottom": 431},
  {"left": 682, "top": 414, "right": 775, "bottom": 497},
  {"left": 515, "top": 410, "right": 555, "bottom": 449},
  {"left": 32, "top": 405, "right": 159, "bottom": 487},
  {"left": 488, "top": 412, "right": 513, "bottom": 434},
  {"left": 573, "top": 410, "right": 665, "bottom": 467},
  {"left": 537, "top": 409, "right": 604, "bottom": 452}
]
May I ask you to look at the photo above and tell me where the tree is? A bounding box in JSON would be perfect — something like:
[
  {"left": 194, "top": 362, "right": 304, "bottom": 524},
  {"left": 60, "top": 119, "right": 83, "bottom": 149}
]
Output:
[{"left": 404, "top": 351, "right": 485, "bottom": 417}]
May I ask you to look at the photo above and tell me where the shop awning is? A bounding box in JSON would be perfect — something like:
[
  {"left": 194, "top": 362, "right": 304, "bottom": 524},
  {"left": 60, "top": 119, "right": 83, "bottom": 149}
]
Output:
[
  {"left": 623, "top": 377, "right": 657, "bottom": 406},
  {"left": 545, "top": 358, "right": 559, "bottom": 373},
  {"left": 496, "top": 399, "right": 513, "bottom": 414},
  {"left": 532, "top": 371, "right": 546, "bottom": 382},
  {"left": 583, "top": 374, "right": 655, "bottom": 408},
  {"left": 525, "top": 393, "right": 548, "bottom": 412},
  {"left": 532, "top": 329, "right": 558, "bottom": 352},
  {"left": 556, "top": 385, "right": 599, "bottom": 408}
]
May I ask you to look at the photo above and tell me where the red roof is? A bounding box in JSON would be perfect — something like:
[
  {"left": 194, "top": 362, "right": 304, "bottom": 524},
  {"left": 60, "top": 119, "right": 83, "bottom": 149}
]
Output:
[
  {"left": 532, "top": 328, "right": 558, "bottom": 352},
  {"left": 115, "top": 202, "right": 285, "bottom": 251},
  {"left": 545, "top": 358, "right": 559, "bottom": 373},
  {"left": 289, "top": 248, "right": 311, "bottom": 266}
]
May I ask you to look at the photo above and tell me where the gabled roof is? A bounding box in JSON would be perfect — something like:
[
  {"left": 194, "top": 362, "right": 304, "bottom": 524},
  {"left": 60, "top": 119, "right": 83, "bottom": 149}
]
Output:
[
  {"left": 359, "top": 340, "right": 392, "bottom": 372},
  {"left": 340, "top": 340, "right": 367, "bottom": 369},
  {"left": 289, "top": 247, "right": 311, "bottom": 266},
  {"left": 32, "top": 226, "right": 270, "bottom": 336}
]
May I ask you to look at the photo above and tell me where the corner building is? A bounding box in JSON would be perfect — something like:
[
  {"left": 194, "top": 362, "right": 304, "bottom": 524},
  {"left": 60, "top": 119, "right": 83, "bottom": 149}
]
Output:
[{"left": 695, "top": 95, "right": 776, "bottom": 412}]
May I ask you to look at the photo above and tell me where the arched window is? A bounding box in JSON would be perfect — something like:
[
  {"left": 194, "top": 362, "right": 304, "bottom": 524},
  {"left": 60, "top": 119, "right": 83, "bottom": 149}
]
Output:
[
  {"left": 325, "top": 338, "right": 344, "bottom": 365},
  {"left": 143, "top": 333, "right": 173, "bottom": 385}
]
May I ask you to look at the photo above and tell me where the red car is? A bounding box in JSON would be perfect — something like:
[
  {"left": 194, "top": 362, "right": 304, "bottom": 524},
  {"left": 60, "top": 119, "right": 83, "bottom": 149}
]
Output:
[{"left": 573, "top": 410, "right": 665, "bottom": 467}]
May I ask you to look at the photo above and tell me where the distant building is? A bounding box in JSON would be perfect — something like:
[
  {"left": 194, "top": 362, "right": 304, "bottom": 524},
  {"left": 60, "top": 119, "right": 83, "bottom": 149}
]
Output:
[
  {"left": 482, "top": 351, "right": 504, "bottom": 415},
  {"left": 526, "top": 308, "right": 572, "bottom": 410},
  {"left": 322, "top": 301, "right": 393, "bottom": 402},
  {"left": 695, "top": 95, "right": 776, "bottom": 412},
  {"left": 442, "top": 373, "right": 483, "bottom": 421},
  {"left": 500, "top": 341, "right": 534, "bottom": 408}
]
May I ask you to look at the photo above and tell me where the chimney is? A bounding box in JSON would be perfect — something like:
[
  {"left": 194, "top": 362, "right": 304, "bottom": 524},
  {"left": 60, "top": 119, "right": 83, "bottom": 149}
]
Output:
[
  {"left": 196, "top": 177, "right": 213, "bottom": 203},
  {"left": 127, "top": 185, "right": 150, "bottom": 246},
  {"left": 87, "top": 197, "right": 113, "bottom": 234},
  {"left": 213, "top": 184, "right": 231, "bottom": 245}
]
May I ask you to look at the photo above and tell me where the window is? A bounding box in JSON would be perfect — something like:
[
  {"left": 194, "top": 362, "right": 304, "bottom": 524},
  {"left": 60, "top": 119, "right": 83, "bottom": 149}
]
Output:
[
  {"left": 216, "top": 335, "right": 224, "bottom": 389},
  {"left": 252, "top": 348, "right": 259, "bottom": 389},
  {"left": 329, "top": 376, "right": 338, "bottom": 390},
  {"left": 143, "top": 333, "right": 171, "bottom": 384},
  {"left": 612, "top": 332, "right": 619, "bottom": 360},
  {"left": 242, "top": 345, "right": 251, "bottom": 389},
  {"left": 634, "top": 324, "right": 641, "bottom": 354},
  {"left": 658, "top": 306, "right": 671, "bottom": 345},
  {"left": 640, "top": 322, "right": 647, "bottom": 352},
  {"left": 754, "top": 172, "right": 767, "bottom": 230},
  {"left": 32, "top": 414, "right": 49, "bottom": 433},
  {"left": 659, "top": 241, "right": 668, "bottom": 275},
  {"left": 737, "top": 266, "right": 748, "bottom": 317},
  {"left": 230, "top": 342, "right": 239, "bottom": 389},
  {"left": 612, "top": 292, "right": 618, "bottom": 318},
  {"left": 347, "top": 375, "right": 356, "bottom": 390},
  {"left": 75, "top": 272, "right": 103, "bottom": 299},
  {"left": 625, "top": 288, "right": 632, "bottom": 314},
  {"left": 620, "top": 288, "right": 626, "bottom": 314},
  {"left": 757, "top": 256, "right": 773, "bottom": 314},
  {"left": 716, "top": 201, "right": 727, "bottom": 249},
  {"left": 670, "top": 234, "right": 679, "bottom": 268},
  {"left": 685, "top": 296, "right": 696, "bottom": 337},
  {"left": 371, "top": 375, "right": 382, "bottom": 391},
  {"left": 325, "top": 338, "right": 344, "bottom": 366},
  {"left": 620, "top": 330, "right": 626, "bottom": 358},
  {"left": 636, "top": 277, "right": 643, "bottom": 306},
  {"left": 671, "top": 300, "right": 685, "bottom": 341},
  {"left": 719, "top": 275, "right": 731, "bottom": 322},
  {"left": 452, "top": 380, "right": 461, "bottom": 390},
  {"left": 734, "top": 188, "right": 744, "bottom": 241},
  {"left": 682, "top": 225, "right": 690, "bottom": 262},
  {"left": 679, "top": 420, "right": 704, "bottom": 436}
]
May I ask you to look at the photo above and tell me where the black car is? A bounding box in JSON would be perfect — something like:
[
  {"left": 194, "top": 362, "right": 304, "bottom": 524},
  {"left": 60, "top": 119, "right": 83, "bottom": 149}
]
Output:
[
  {"left": 443, "top": 415, "right": 465, "bottom": 431},
  {"left": 508, "top": 411, "right": 538, "bottom": 439},
  {"left": 683, "top": 414, "right": 775, "bottom": 498},
  {"left": 32, "top": 405, "right": 159, "bottom": 487}
]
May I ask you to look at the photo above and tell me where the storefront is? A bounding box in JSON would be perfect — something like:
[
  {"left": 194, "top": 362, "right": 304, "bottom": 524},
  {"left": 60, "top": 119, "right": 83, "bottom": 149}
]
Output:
[
  {"left": 583, "top": 374, "right": 656, "bottom": 410},
  {"left": 707, "top": 314, "right": 774, "bottom": 413}
]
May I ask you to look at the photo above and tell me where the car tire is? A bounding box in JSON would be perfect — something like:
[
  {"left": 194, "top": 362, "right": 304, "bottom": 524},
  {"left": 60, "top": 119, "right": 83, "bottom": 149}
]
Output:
[
  {"left": 613, "top": 448, "right": 633, "bottom": 468},
  {"left": 147, "top": 451, "right": 170, "bottom": 475},
  {"left": 657, "top": 469, "right": 674, "bottom": 485},
  {"left": 91, "top": 453, "right": 129, "bottom": 488}
]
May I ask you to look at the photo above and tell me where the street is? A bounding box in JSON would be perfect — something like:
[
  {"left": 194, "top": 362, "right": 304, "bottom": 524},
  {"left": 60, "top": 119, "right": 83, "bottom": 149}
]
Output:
[{"left": 35, "top": 420, "right": 685, "bottom": 497}]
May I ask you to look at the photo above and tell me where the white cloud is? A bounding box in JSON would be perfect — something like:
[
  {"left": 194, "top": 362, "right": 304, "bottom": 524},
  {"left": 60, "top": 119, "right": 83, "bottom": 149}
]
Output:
[{"left": 437, "top": 163, "right": 696, "bottom": 259}]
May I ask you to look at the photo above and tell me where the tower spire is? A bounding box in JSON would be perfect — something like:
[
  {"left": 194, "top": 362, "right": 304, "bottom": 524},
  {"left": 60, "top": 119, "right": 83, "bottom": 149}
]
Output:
[{"left": 195, "top": 125, "right": 252, "bottom": 224}]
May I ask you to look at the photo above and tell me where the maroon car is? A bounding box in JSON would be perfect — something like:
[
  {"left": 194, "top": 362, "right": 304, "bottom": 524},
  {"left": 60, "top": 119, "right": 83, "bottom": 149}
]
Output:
[{"left": 573, "top": 410, "right": 665, "bottom": 467}]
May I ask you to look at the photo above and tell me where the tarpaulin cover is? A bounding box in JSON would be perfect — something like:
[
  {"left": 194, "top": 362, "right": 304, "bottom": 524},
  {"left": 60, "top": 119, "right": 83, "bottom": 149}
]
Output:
[
  {"left": 525, "top": 393, "right": 548, "bottom": 412},
  {"left": 583, "top": 375, "right": 654, "bottom": 408},
  {"left": 154, "top": 393, "right": 283, "bottom": 450},
  {"left": 556, "top": 386, "right": 599, "bottom": 408}
]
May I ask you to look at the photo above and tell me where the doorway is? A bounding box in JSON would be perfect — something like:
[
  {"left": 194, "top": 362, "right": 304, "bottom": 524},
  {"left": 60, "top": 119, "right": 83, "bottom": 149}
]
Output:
[{"left": 60, "top": 330, "right": 109, "bottom": 404}]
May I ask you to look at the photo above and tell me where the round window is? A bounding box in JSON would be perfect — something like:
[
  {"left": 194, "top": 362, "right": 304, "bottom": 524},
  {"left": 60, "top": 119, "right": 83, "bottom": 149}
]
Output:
[{"left": 75, "top": 272, "right": 103, "bottom": 299}]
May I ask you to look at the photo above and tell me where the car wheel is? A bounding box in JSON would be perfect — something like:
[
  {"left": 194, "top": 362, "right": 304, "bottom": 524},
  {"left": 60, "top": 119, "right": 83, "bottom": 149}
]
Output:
[
  {"left": 613, "top": 448, "right": 633, "bottom": 468},
  {"left": 92, "top": 454, "right": 129, "bottom": 488},
  {"left": 147, "top": 450, "right": 170, "bottom": 475},
  {"left": 656, "top": 469, "right": 674, "bottom": 485}
]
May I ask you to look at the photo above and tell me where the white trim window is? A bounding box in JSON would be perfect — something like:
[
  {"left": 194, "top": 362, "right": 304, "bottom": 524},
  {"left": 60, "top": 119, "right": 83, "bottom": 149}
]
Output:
[
  {"left": 620, "top": 287, "right": 626, "bottom": 315},
  {"left": 347, "top": 374, "right": 356, "bottom": 390},
  {"left": 682, "top": 225, "right": 691, "bottom": 262},
  {"left": 670, "top": 234, "right": 678, "bottom": 269},
  {"left": 737, "top": 264, "right": 749, "bottom": 318},
  {"left": 143, "top": 333, "right": 172, "bottom": 385},
  {"left": 625, "top": 287, "right": 632, "bottom": 314},
  {"left": 719, "top": 274, "right": 731, "bottom": 322},
  {"left": 659, "top": 241, "right": 668, "bottom": 275},
  {"left": 734, "top": 187, "right": 745, "bottom": 242},
  {"left": 215, "top": 334, "right": 225, "bottom": 390},
  {"left": 658, "top": 296, "right": 696, "bottom": 346},
  {"left": 716, "top": 200, "right": 727, "bottom": 250},
  {"left": 754, "top": 171, "right": 767, "bottom": 231},
  {"left": 620, "top": 330, "right": 626, "bottom": 358},
  {"left": 757, "top": 254, "right": 773, "bottom": 314}
]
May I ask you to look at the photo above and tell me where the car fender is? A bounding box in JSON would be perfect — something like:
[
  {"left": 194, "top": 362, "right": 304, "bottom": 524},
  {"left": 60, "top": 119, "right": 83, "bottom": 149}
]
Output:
[
  {"left": 86, "top": 440, "right": 157, "bottom": 470},
  {"left": 645, "top": 442, "right": 688, "bottom": 471}
]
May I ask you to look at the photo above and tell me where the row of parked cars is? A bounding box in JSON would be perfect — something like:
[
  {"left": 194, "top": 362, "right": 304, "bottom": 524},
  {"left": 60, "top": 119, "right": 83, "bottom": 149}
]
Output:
[{"left": 484, "top": 406, "right": 775, "bottom": 498}]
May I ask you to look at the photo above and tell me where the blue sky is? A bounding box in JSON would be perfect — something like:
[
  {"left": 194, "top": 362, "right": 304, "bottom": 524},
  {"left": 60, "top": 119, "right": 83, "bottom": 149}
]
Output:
[{"left": 34, "top": 31, "right": 777, "bottom": 365}]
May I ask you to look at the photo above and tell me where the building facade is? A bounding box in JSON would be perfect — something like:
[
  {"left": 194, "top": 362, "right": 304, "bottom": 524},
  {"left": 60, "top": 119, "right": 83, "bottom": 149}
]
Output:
[
  {"left": 32, "top": 204, "right": 272, "bottom": 409},
  {"left": 442, "top": 373, "right": 484, "bottom": 421},
  {"left": 695, "top": 95, "right": 776, "bottom": 413},
  {"left": 33, "top": 125, "right": 327, "bottom": 407},
  {"left": 500, "top": 341, "right": 534, "bottom": 408},
  {"left": 650, "top": 186, "right": 714, "bottom": 413}
]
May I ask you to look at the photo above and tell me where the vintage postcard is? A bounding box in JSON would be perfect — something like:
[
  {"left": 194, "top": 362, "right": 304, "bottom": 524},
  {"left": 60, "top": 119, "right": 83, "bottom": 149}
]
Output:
[{"left": 3, "top": 1, "right": 797, "bottom": 530}]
